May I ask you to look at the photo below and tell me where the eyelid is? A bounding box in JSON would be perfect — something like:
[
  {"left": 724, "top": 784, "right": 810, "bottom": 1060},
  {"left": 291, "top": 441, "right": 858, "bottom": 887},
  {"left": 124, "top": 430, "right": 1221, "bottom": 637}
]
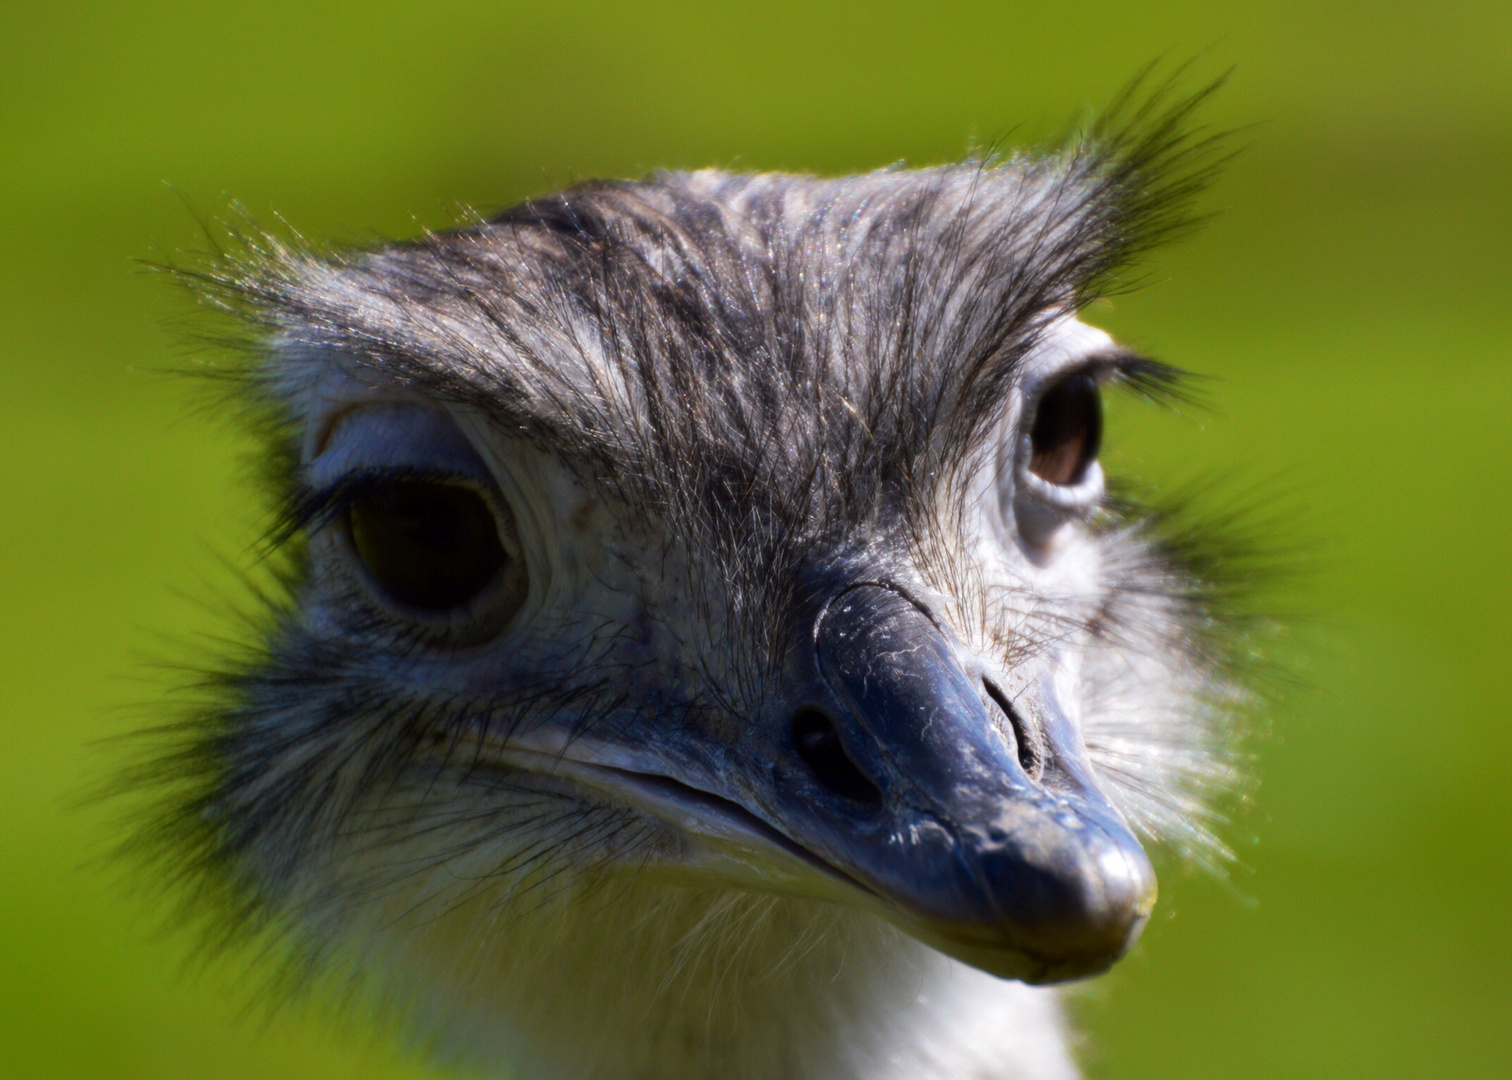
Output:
[
  {"left": 1043, "top": 349, "right": 1151, "bottom": 387},
  {"left": 1016, "top": 458, "right": 1105, "bottom": 509},
  {"left": 308, "top": 406, "right": 496, "bottom": 489},
  {"left": 283, "top": 468, "right": 471, "bottom": 539}
]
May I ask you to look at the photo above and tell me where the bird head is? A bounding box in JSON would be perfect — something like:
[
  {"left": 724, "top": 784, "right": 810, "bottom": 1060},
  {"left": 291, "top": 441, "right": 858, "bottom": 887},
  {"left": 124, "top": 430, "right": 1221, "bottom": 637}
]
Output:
[{"left": 156, "top": 87, "right": 1243, "bottom": 1022}]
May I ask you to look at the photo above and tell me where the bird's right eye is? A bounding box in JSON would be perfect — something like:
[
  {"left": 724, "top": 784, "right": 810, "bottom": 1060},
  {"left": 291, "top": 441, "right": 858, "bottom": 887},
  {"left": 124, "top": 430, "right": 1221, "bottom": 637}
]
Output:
[{"left": 346, "top": 480, "right": 510, "bottom": 612}]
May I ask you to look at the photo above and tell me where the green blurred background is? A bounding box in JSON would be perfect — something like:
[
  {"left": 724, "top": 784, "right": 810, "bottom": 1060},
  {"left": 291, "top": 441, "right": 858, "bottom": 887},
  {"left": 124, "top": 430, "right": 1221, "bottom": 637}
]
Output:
[{"left": 2, "top": 2, "right": 1508, "bottom": 1077}]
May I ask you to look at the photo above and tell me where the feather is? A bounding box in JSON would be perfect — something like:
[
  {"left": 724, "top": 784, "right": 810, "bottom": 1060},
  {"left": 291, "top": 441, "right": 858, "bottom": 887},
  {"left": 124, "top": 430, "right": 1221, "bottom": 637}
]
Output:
[{"left": 130, "top": 69, "right": 1259, "bottom": 1080}]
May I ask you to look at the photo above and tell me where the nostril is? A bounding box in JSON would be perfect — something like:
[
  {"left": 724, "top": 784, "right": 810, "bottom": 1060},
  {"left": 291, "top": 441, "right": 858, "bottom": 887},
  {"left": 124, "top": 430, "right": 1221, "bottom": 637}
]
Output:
[
  {"left": 983, "top": 678, "right": 1042, "bottom": 780},
  {"left": 790, "top": 708, "right": 883, "bottom": 808}
]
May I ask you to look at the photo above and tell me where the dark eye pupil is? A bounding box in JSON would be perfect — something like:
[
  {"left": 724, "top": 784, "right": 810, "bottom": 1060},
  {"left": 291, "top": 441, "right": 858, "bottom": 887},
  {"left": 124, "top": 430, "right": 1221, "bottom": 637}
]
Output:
[
  {"left": 1029, "top": 374, "right": 1102, "bottom": 485},
  {"left": 347, "top": 482, "right": 507, "bottom": 610}
]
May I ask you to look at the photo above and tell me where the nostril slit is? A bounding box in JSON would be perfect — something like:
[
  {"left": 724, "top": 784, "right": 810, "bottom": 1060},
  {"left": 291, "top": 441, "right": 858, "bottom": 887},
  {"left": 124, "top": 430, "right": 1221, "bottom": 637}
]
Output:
[
  {"left": 790, "top": 708, "right": 883, "bottom": 808},
  {"left": 983, "top": 678, "right": 1042, "bottom": 780}
]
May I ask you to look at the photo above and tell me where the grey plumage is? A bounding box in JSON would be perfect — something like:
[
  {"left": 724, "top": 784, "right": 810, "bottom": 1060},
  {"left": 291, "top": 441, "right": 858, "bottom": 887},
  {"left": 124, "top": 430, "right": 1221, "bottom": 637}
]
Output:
[{"left": 140, "top": 75, "right": 1250, "bottom": 1080}]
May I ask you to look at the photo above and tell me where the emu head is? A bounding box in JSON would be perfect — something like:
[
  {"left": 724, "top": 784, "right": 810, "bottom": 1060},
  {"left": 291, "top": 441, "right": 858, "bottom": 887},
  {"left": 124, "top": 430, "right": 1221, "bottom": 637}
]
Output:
[{"left": 160, "top": 91, "right": 1240, "bottom": 1067}]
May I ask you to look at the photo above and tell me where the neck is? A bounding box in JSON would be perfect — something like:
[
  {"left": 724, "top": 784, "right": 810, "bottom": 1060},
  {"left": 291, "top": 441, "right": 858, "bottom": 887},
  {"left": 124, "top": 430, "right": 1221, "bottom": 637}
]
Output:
[{"left": 353, "top": 874, "right": 1081, "bottom": 1080}]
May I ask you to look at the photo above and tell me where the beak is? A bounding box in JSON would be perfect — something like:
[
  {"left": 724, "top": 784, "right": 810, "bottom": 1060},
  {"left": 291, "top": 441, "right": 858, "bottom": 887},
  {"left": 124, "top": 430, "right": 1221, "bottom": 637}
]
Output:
[{"left": 764, "top": 583, "right": 1156, "bottom": 984}]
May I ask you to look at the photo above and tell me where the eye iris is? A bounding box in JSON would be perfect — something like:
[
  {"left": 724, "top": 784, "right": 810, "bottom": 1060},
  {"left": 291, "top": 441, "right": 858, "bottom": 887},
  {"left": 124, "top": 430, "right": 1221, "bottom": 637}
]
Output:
[
  {"left": 1029, "top": 374, "right": 1102, "bottom": 486},
  {"left": 347, "top": 482, "right": 507, "bottom": 611}
]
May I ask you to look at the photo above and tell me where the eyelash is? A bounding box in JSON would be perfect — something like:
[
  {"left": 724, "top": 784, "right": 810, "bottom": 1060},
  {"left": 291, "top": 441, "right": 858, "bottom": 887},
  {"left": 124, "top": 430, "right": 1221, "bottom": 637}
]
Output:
[
  {"left": 1089, "top": 353, "right": 1187, "bottom": 402},
  {"left": 280, "top": 468, "right": 459, "bottom": 541}
]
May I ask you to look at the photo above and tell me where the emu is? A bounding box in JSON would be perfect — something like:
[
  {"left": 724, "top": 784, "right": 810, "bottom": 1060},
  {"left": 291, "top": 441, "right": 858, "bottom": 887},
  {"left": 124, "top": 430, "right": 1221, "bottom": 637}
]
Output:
[{"left": 147, "top": 82, "right": 1243, "bottom": 1080}]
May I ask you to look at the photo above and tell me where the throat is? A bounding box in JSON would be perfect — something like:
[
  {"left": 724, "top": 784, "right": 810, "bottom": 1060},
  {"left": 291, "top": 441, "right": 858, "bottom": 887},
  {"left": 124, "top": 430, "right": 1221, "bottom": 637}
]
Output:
[{"left": 352, "top": 873, "right": 1080, "bottom": 1080}]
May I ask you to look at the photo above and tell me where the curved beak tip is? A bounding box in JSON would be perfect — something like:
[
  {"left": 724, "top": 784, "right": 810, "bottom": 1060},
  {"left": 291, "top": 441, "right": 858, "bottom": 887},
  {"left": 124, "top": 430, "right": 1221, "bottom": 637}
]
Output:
[
  {"left": 974, "top": 829, "right": 1158, "bottom": 983},
  {"left": 875, "top": 805, "right": 1157, "bottom": 984}
]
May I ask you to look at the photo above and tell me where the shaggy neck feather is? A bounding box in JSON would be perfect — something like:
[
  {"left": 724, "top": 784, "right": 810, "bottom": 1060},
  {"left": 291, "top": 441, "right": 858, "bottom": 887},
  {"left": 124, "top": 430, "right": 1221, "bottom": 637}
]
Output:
[{"left": 352, "top": 875, "right": 1080, "bottom": 1080}]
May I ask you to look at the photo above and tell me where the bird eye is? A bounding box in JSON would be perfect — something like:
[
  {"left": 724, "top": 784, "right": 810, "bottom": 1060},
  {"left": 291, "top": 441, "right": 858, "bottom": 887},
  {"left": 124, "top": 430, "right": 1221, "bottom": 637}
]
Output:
[
  {"left": 1028, "top": 373, "right": 1102, "bottom": 486},
  {"left": 346, "top": 481, "right": 510, "bottom": 612}
]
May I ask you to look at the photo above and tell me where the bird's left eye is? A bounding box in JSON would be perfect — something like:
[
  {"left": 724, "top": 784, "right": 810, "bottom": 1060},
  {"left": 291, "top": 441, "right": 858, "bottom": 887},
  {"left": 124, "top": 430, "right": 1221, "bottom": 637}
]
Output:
[
  {"left": 1028, "top": 373, "right": 1102, "bottom": 486},
  {"left": 346, "top": 481, "right": 509, "bottom": 612}
]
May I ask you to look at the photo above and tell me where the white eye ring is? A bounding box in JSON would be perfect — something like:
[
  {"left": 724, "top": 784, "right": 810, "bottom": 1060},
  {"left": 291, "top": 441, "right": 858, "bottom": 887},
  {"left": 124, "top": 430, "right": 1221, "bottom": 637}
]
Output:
[
  {"left": 1012, "top": 455, "right": 1105, "bottom": 557},
  {"left": 1017, "top": 453, "right": 1105, "bottom": 510}
]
